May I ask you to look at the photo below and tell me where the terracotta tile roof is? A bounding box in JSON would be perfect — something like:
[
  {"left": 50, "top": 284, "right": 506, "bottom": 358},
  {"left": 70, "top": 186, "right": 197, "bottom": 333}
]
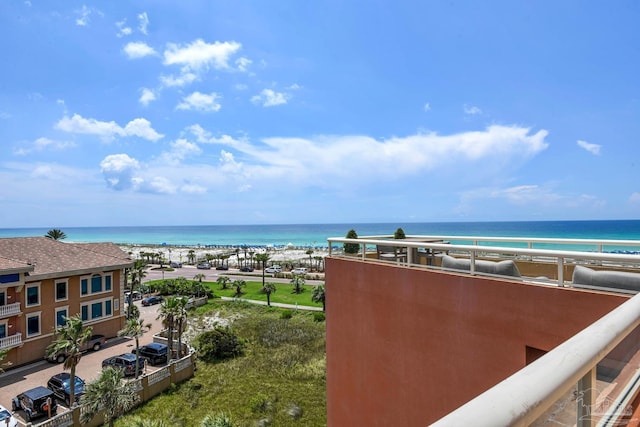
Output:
[
  {"left": 0, "top": 237, "right": 133, "bottom": 278},
  {"left": 0, "top": 255, "right": 33, "bottom": 271}
]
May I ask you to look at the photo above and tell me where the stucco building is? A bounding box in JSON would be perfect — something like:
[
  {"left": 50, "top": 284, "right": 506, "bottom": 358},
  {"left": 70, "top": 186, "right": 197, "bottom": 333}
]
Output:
[{"left": 0, "top": 237, "right": 133, "bottom": 368}]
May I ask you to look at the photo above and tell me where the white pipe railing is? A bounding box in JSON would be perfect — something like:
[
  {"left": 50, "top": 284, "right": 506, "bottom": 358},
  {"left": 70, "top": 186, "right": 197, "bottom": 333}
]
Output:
[
  {"left": 430, "top": 289, "right": 640, "bottom": 427},
  {"left": 327, "top": 236, "right": 640, "bottom": 285}
]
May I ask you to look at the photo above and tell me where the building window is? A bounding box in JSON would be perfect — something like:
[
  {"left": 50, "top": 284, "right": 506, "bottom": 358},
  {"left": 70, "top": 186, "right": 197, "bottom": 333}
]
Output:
[
  {"left": 81, "top": 298, "right": 113, "bottom": 323},
  {"left": 26, "top": 312, "right": 41, "bottom": 337},
  {"left": 80, "top": 273, "right": 113, "bottom": 297},
  {"left": 55, "top": 307, "right": 68, "bottom": 328},
  {"left": 55, "top": 280, "right": 68, "bottom": 301},
  {"left": 0, "top": 291, "right": 5, "bottom": 306},
  {"left": 0, "top": 321, "right": 7, "bottom": 339},
  {"left": 26, "top": 284, "right": 40, "bottom": 306},
  {"left": 0, "top": 273, "right": 19, "bottom": 284}
]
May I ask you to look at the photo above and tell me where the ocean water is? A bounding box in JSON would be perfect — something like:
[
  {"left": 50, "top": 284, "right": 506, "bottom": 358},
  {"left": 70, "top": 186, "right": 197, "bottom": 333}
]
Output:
[{"left": 1, "top": 220, "right": 640, "bottom": 250}]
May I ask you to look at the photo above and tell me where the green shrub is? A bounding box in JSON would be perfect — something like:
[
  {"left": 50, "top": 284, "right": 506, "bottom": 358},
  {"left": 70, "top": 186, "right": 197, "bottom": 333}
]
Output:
[
  {"left": 313, "top": 312, "right": 325, "bottom": 322},
  {"left": 394, "top": 227, "right": 406, "bottom": 239},
  {"left": 280, "top": 310, "right": 293, "bottom": 319},
  {"left": 194, "top": 327, "right": 244, "bottom": 362},
  {"left": 249, "top": 392, "right": 273, "bottom": 413}
]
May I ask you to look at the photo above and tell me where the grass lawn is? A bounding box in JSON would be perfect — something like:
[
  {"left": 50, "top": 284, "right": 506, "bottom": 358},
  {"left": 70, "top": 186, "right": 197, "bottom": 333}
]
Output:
[
  {"left": 146, "top": 278, "right": 324, "bottom": 309},
  {"left": 117, "top": 300, "right": 326, "bottom": 427}
]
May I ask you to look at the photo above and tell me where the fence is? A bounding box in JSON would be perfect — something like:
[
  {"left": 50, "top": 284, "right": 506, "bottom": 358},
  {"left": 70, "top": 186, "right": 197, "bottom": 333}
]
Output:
[{"left": 31, "top": 351, "right": 197, "bottom": 427}]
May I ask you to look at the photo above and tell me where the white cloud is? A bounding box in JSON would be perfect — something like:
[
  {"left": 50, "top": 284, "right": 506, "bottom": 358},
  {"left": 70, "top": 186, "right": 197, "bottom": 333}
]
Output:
[
  {"left": 55, "top": 114, "right": 163, "bottom": 141},
  {"left": 139, "top": 88, "right": 156, "bottom": 106},
  {"left": 187, "top": 124, "right": 248, "bottom": 149},
  {"left": 159, "top": 72, "right": 198, "bottom": 88},
  {"left": 577, "top": 139, "right": 601, "bottom": 155},
  {"left": 288, "top": 83, "right": 301, "bottom": 90},
  {"left": 138, "top": 12, "right": 149, "bottom": 35},
  {"left": 14, "top": 137, "right": 76, "bottom": 155},
  {"left": 163, "top": 39, "right": 242, "bottom": 71},
  {"left": 123, "top": 41, "right": 156, "bottom": 59},
  {"left": 75, "top": 5, "right": 91, "bottom": 26},
  {"left": 100, "top": 153, "right": 140, "bottom": 190},
  {"left": 464, "top": 104, "right": 482, "bottom": 115},
  {"left": 235, "top": 57, "right": 252, "bottom": 72},
  {"left": 116, "top": 19, "right": 132, "bottom": 37},
  {"left": 234, "top": 83, "right": 248, "bottom": 91},
  {"left": 629, "top": 193, "right": 640, "bottom": 204},
  {"left": 424, "top": 102, "right": 431, "bottom": 112},
  {"left": 181, "top": 183, "right": 207, "bottom": 194},
  {"left": 251, "top": 89, "right": 289, "bottom": 107},
  {"left": 158, "top": 138, "right": 202, "bottom": 164},
  {"left": 176, "top": 92, "right": 222, "bottom": 112},
  {"left": 123, "top": 118, "right": 164, "bottom": 141}
]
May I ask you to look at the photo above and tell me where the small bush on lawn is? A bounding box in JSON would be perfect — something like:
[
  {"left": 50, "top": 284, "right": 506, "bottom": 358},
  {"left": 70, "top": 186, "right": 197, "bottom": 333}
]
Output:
[
  {"left": 313, "top": 312, "right": 325, "bottom": 322},
  {"left": 280, "top": 309, "right": 293, "bottom": 319},
  {"left": 194, "top": 327, "right": 244, "bottom": 362}
]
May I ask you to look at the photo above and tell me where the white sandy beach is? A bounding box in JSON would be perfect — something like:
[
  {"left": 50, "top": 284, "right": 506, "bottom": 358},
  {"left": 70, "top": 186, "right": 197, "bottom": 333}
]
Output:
[{"left": 119, "top": 243, "right": 329, "bottom": 267}]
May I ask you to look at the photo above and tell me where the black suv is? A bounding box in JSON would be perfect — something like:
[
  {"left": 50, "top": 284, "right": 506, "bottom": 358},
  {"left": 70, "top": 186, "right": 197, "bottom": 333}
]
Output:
[
  {"left": 132, "top": 342, "right": 168, "bottom": 365},
  {"left": 12, "top": 386, "right": 58, "bottom": 421},
  {"left": 47, "top": 373, "right": 86, "bottom": 406},
  {"left": 102, "top": 353, "right": 147, "bottom": 376}
]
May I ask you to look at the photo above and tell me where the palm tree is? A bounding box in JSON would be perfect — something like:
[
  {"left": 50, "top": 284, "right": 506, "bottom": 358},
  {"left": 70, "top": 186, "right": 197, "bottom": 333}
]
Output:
[
  {"left": 45, "top": 228, "right": 67, "bottom": 240},
  {"left": 128, "top": 259, "right": 147, "bottom": 319},
  {"left": 232, "top": 279, "right": 246, "bottom": 298},
  {"left": 80, "top": 367, "right": 139, "bottom": 427},
  {"left": 45, "top": 315, "right": 92, "bottom": 406},
  {"left": 306, "top": 249, "right": 314, "bottom": 269},
  {"left": 187, "top": 249, "right": 196, "bottom": 264},
  {"left": 157, "top": 296, "right": 180, "bottom": 359},
  {"left": 216, "top": 276, "right": 231, "bottom": 290},
  {"left": 118, "top": 318, "right": 151, "bottom": 378},
  {"left": 255, "top": 253, "right": 271, "bottom": 289},
  {"left": 175, "top": 297, "right": 189, "bottom": 358},
  {"left": 0, "top": 349, "right": 11, "bottom": 373},
  {"left": 291, "top": 274, "right": 305, "bottom": 294},
  {"left": 312, "top": 285, "right": 326, "bottom": 311},
  {"left": 263, "top": 282, "right": 277, "bottom": 307},
  {"left": 194, "top": 273, "right": 206, "bottom": 283}
]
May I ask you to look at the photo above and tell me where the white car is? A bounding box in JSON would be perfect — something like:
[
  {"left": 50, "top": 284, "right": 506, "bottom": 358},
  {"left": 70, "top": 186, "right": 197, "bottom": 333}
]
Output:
[
  {"left": 265, "top": 265, "right": 282, "bottom": 273},
  {"left": 1, "top": 403, "right": 20, "bottom": 427},
  {"left": 291, "top": 268, "right": 308, "bottom": 275}
]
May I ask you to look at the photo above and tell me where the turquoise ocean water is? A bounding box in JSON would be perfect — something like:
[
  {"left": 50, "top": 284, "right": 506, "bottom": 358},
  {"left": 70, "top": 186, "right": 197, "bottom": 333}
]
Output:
[{"left": 1, "top": 220, "right": 640, "bottom": 251}]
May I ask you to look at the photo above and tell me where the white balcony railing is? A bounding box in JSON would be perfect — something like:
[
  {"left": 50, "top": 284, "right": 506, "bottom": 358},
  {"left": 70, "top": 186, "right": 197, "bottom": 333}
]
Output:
[
  {"left": 0, "top": 333, "right": 22, "bottom": 350},
  {"left": 327, "top": 235, "right": 640, "bottom": 286},
  {"left": 326, "top": 235, "right": 640, "bottom": 426},
  {"left": 0, "top": 302, "right": 21, "bottom": 318}
]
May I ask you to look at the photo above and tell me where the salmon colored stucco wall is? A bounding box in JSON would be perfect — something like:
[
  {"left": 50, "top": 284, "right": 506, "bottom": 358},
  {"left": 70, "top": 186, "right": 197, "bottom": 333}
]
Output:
[{"left": 325, "top": 257, "right": 629, "bottom": 426}]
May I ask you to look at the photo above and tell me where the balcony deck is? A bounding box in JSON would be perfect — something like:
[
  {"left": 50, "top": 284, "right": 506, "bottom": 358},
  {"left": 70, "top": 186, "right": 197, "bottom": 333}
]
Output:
[{"left": 326, "top": 235, "right": 640, "bottom": 427}]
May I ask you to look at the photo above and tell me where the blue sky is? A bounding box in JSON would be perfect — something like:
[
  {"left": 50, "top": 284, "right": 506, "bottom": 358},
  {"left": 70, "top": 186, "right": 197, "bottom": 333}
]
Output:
[{"left": 1, "top": 1, "right": 639, "bottom": 227}]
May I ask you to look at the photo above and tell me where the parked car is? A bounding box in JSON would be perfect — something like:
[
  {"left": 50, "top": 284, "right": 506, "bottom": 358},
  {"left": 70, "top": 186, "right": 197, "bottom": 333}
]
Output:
[
  {"left": 265, "top": 265, "right": 282, "bottom": 273},
  {"left": 197, "top": 262, "right": 211, "bottom": 269},
  {"left": 141, "top": 296, "right": 163, "bottom": 306},
  {"left": 12, "top": 386, "right": 57, "bottom": 422},
  {"left": 216, "top": 265, "right": 229, "bottom": 270},
  {"left": 239, "top": 266, "right": 254, "bottom": 272},
  {"left": 46, "top": 334, "right": 106, "bottom": 363},
  {"left": 170, "top": 261, "right": 183, "bottom": 268},
  {"left": 46, "top": 373, "right": 85, "bottom": 406},
  {"left": 102, "top": 353, "right": 146, "bottom": 377},
  {"left": 125, "top": 291, "right": 142, "bottom": 301},
  {"left": 132, "top": 342, "right": 169, "bottom": 365},
  {"left": 292, "top": 268, "right": 308, "bottom": 275},
  {"left": 0, "top": 404, "right": 18, "bottom": 427}
]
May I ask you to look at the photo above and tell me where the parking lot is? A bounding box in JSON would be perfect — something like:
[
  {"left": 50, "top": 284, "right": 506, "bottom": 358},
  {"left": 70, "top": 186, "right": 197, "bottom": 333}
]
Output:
[{"left": 0, "top": 300, "right": 164, "bottom": 423}]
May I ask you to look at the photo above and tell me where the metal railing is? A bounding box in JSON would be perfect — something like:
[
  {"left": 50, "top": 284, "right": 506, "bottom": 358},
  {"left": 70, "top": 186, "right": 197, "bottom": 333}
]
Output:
[
  {"left": 327, "top": 235, "right": 640, "bottom": 286},
  {"left": 326, "top": 235, "right": 640, "bottom": 426}
]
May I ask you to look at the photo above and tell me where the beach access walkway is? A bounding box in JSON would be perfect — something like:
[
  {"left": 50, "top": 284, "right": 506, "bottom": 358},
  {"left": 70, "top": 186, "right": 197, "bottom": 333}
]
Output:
[{"left": 219, "top": 296, "right": 324, "bottom": 311}]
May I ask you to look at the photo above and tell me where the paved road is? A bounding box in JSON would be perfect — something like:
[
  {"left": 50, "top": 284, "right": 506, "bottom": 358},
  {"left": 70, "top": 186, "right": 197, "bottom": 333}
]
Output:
[{"left": 0, "top": 300, "right": 163, "bottom": 423}]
